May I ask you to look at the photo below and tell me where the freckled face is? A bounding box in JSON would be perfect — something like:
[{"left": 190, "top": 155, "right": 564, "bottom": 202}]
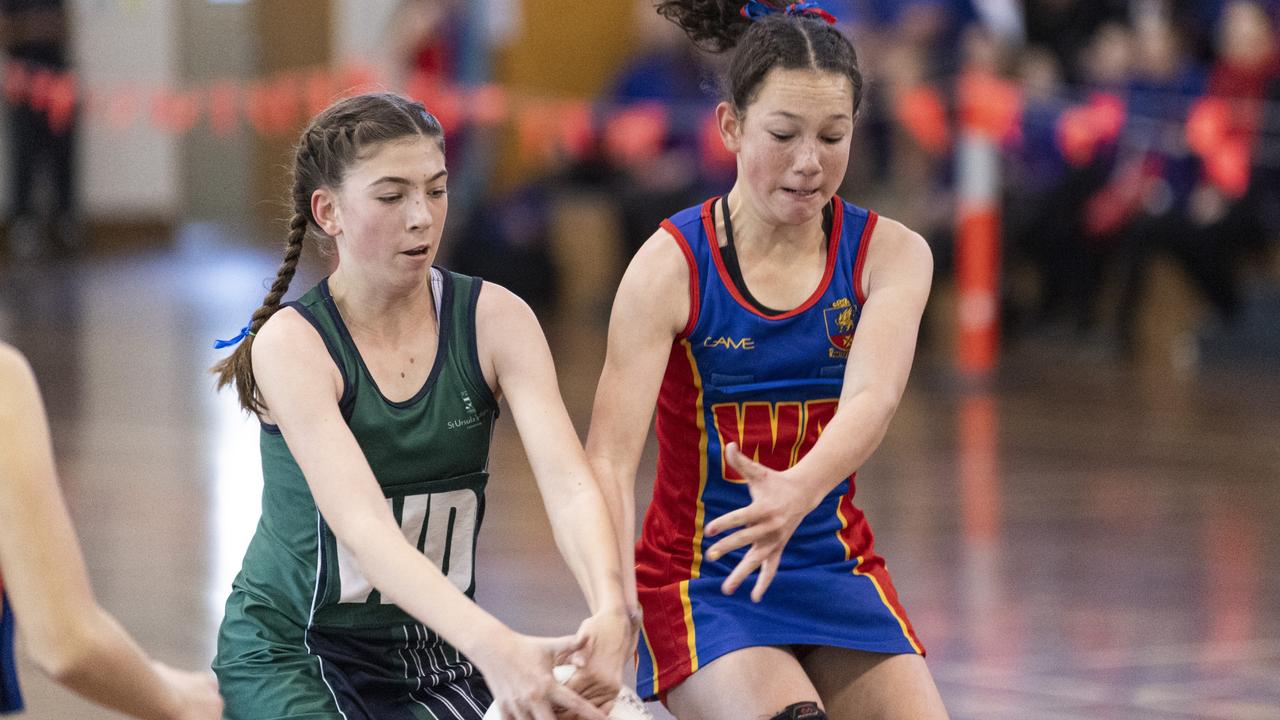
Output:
[
  {"left": 722, "top": 67, "right": 855, "bottom": 225},
  {"left": 324, "top": 136, "right": 448, "bottom": 279}
]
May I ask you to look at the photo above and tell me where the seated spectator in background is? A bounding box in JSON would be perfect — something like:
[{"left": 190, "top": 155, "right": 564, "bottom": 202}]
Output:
[
  {"left": 0, "top": 0, "right": 80, "bottom": 260},
  {"left": 835, "top": 0, "right": 969, "bottom": 184},
  {"left": 1023, "top": 0, "right": 1128, "bottom": 84},
  {"left": 455, "top": 0, "right": 721, "bottom": 306},
  {"left": 1193, "top": 0, "right": 1280, "bottom": 255},
  {"left": 1256, "top": 13, "right": 1280, "bottom": 244},
  {"left": 1110, "top": 11, "right": 1250, "bottom": 356},
  {"left": 604, "top": 0, "right": 722, "bottom": 257},
  {"left": 1016, "top": 21, "right": 1133, "bottom": 336},
  {"left": 1002, "top": 47, "right": 1087, "bottom": 335},
  {"left": 386, "top": 0, "right": 462, "bottom": 88}
]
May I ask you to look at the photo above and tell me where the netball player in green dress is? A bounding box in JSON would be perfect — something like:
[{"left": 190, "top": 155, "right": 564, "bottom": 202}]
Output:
[{"left": 211, "top": 92, "right": 629, "bottom": 720}]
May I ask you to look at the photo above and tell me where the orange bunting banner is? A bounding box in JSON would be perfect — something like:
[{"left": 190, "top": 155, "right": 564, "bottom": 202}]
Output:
[
  {"left": 0, "top": 56, "right": 1268, "bottom": 203},
  {"left": 404, "top": 74, "right": 464, "bottom": 130},
  {"left": 516, "top": 99, "right": 560, "bottom": 163},
  {"left": 207, "top": 81, "right": 239, "bottom": 137},
  {"left": 1186, "top": 97, "right": 1230, "bottom": 156},
  {"left": 303, "top": 69, "right": 338, "bottom": 118},
  {"left": 469, "top": 84, "right": 509, "bottom": 127},
  {"left": 1056, "top": 107, "right": 1098, "bottom": 167},
  {"left": 1056, "top": 93, "right": 1126, "bottom": 167},
  {"left": 27, "top": 69, "right": 56, "bottom": 112},
  {"left": 1086, "top": 93, "right": 1125, "bottom": 141},
  {"left": 557, "top": 100, "right": 595, "bottom": 160},
  {"left": 1204, "top": 137, "right": 1251, "bottom": 198},
  {"left": 957, "top": 71, "right": 1022, "bottom": 141},
  {"left": 100, "top": 86, "right": 141, "bottom": 132},
  {"left": 45, "top": 73, "right": 78, "bottom": 135},
  {"left": 430, "top": 87, "right": 465, "bottom": 133},
  {"left": 698, "top": 113, "right": 734, "bottom": 176},
  {"left": 603, "top": 103, "right": 668, "bottom": 167},
  {"left": 244, "top": 75, "right": 301, "bottom": 136},
  {"left": 1186, "top": 96, "right": 1251, "bottom": 196},
  {"left": 895, "top": 85, "right": 951, "bottom": 155},
  {"left": 151, "top": 89, "right": 201, "bottom": 134},
  {"left": 336, "top": 65, "right": 379, "bottom": 95},
  {"left": 516, "top": 98, "right": 604, "bottom": 163}
]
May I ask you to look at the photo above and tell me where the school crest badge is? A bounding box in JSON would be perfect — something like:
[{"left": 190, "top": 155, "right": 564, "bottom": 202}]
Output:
[{"left": 823, "top": 297, "right": 857, "bottom": 357}]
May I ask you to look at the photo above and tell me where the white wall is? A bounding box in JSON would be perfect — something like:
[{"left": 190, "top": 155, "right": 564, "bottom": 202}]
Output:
[
  {"left": 177, "top": 0, "right": 255, "bottom": 223},
  {"left": 72, "top": 0, "right": 181, "bottom": 219},
  {"left": 331, "top": 0, "right": 400, "bottom": 84}
]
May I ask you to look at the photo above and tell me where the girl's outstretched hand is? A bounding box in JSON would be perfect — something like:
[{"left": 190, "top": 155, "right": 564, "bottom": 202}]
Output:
[
  {"left": 152, "top": 663, "right": 223, "bottom": 720},
  {"left": 476, "top": 631, "right": 606, "bottom": 720},
  {"left": 563, "top": 609, "right": 631, "bottom": 713},
  {"left": 704, "top": 442, "right": 821, "bottom": 602}
]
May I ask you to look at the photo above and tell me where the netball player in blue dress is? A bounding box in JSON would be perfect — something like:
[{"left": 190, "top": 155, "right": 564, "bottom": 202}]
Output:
[
  {"left": 585, "top": 2, "right": 949, "bottom": 718},
  {"left": 0, "top": 341, "right": 223, "bottom": 718}
]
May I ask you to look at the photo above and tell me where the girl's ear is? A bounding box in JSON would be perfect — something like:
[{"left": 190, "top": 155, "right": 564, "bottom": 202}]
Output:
[
  {"left": 312, "top": 187, "right": 341, "bottom": 237},
  {"left": 716, "top": 101, "right": 743, "bottom": 155}
]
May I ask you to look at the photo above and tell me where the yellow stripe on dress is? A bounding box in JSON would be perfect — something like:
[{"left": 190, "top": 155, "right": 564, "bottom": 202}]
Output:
[
  {"left": 640, "top": 624, "right": 663, "bottom": 694},
  {"left": 853, "top": 555, "right": 924, "bottom": 655},
  {"left": 837, "top": 498, "right": 922, "bottom": 654},
  {"left": 681, "top": 339, "right": 708, "bottom": 673},
  {"left": 835, "top": 499, "right": 854, "bottom": 561}
]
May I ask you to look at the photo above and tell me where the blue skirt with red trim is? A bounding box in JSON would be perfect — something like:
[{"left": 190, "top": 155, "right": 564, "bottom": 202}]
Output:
[{"left": 633, "top": 488, "right": 923, "bottom": 701}]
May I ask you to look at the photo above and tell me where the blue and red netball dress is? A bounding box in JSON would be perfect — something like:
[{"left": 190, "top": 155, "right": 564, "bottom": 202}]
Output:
[
  {"left": 634, "top": 196, "right": 924, "bottom": 700},
  {"left": 1, "top": 574, "right": 22, "bottom": 713}
]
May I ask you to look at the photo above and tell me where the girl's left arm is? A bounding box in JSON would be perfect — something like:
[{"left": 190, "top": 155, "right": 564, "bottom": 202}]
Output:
[
  {"left": 474, "top": 283, "right": 629, "bottom": 703},
  {"left": 786, "top": 217, "right": 934, "bottom": 497},
  {"left": 705, "top": 218, "right": 935, "bottom": 598}
]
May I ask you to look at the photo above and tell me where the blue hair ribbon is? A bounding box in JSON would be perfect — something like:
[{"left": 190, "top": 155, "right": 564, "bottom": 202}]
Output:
[
  {"left": 740, "top": 1, "right": 839, "bottom": 25},
  {"left": 213, "top": 323, "right": 254, "bottom": 350}
]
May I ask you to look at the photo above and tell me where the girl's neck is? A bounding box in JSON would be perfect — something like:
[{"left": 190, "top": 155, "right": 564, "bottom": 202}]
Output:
[
  {"left": 328, "top": 267, "right": 436, "bottom": 342},
  {"left": 725, "top": 185, "right": 827, "bottom": 260}
]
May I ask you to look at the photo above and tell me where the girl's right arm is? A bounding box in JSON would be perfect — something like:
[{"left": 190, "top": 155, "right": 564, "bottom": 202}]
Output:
[
  {"left": 251, "top": 311, "right": 603, "bottom": 720},
  {"left": 584, "top": 228, "right": 691, "bottom": 614},
  {"left": 0, "top": 344, "right": 222, "bottom": 720}
]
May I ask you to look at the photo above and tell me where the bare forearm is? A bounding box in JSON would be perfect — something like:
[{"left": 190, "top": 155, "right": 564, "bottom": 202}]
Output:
[
  {"left": 587, "top": 455, "right": 635, "bottom": 552},
  {"left": 789, "top": 391, "right": 898, "bottom": 498},
  {"left": 30, "top": 607, "right": 181, "bottom": 720},
  {"left": 544, "top": 480, "right": 626, "bottom": 615},
  {"left": 586, "top": 455, "right": 639, "bottom": 608}
]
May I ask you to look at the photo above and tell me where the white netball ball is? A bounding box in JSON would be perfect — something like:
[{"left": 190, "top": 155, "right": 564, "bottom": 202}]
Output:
[{"left": 482, "top": 665, "right": 654, "bottom": 720}]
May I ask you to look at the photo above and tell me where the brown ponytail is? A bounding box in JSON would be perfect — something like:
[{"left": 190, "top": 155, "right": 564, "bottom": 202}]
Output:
[{"left": 658, "top": 1, "right": 864, "bottom": 115}]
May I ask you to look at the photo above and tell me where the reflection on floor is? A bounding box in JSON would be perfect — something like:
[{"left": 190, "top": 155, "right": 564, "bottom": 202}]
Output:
[{"left": 3, "top": 233, "right": 1278, "bottom": 720}]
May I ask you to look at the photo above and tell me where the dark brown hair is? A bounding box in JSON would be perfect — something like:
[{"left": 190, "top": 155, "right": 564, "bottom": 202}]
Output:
[
  {"left": 656, "top": 1, "right": 864, "bottom": 115},
  {"left": 212, "top": 92, "right": 445, "bottom": 415}
]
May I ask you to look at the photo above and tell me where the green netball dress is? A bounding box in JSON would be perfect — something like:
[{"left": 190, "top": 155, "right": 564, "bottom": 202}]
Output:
[{"left": 214, "top": 269, "right": 499, "bottom": 720}]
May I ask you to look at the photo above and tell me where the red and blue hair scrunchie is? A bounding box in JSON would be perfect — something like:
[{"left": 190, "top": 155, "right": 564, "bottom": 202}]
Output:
[{"left": 740, "top": 1, "right": 839, "bottom": 25}]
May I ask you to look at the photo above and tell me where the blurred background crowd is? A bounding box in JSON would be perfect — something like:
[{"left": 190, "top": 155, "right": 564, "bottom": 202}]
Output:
[{"left": 3, "top": 0, "right": 1279, "bottom": 371}]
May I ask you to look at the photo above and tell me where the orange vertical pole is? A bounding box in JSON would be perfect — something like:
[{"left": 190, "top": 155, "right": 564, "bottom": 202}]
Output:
[{"left": 955, "top": 71, "right": 1018, "bottom": 377}]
